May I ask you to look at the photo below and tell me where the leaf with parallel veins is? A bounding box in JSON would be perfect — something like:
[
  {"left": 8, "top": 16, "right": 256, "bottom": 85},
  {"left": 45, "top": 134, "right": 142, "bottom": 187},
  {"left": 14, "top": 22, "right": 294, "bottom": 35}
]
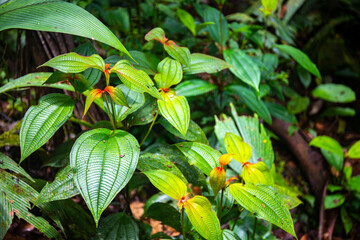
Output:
[{"left": 154, "top": 57, "right": 183, "bottom": 89}]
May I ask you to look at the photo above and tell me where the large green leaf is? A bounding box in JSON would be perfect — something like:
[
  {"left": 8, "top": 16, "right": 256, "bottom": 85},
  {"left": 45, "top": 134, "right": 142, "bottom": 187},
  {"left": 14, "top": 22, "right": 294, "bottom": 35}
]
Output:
[
  {"left": 0, "top": 152, "right": 34, "bottom": 181},
  {"left": 0, "top": 0, "right": 132, "bottom": 59},
  {"left": 0, "top": 188, "right": 13, "bottom": 240},
  {"left": 175, "top": 142, "right": 220, "bottom": 175},
  {"left": 143, "top": 170, "right": 188, "bottom": 200},
  {"left": 159, "top": 118, "right": 208, "bottom": 144},
  {"left": 20, "top": 93, "right": 75, "bottom": 162},
  {"left": 127, "top": 94, "right": 157, "bottom": 126},
  {"left": 224, "top": 49, "right": 261, "bottom": 92},
  {"left": 242, "top": 162, "right": 274, "bottom": 186},
  {"left": 184, "top": 195, "right": 222, "bottom": 240},
  {"left": 36, "top": 165, "right": 79, "bottom": 205},
  {"left": 224, "top": 133, "right": 252, "bottom": 164},
  {"left": 157, "top": 90, "right": 190, "bottom": 136},
  {"left": 154, "top": 57, "right": 183, "bottom": 89},
  {"left": 312, "top": 84, "right": 355, "bottom": 103},
  {"left": 177, "top": 8, "right": 196, "bottom": 35},
  {"left": 275, "top": 44, "right": 321, "bottom": 79},
  {"left": 94, "top": 213, "right": 139, "bottom": 240},
  {"left": 0, "top": 72, "right": 74, "bottom": 94},
  {"left": 229, "top": 184, "right": 296, "bottom": 237},
  {"left": 348, "top": 140, "right": 360, "bottom": 159},
  {"left": 265, "top": 102, "right": 297, "bottom": 124},
  {"left": 222, "top": 229, "right": 241, "bottom": 240},
  {"left": 70, "top": 128, "right": 140, "bottom": 226},
  {"left": 203, "top": 6, "right": 228, "bottom": 47},
  {"left": 163, "top": 40, "right": 191, "bottom": 68},
  {"left": 40, "top": 52, "right": 105, "bottom": 73},
  {"left": 183, "top": 53, "right": 231, "bottom": 75},
  {"left": 111, "top": 60, "right": 162, "bottom": 99},
  {"left": 227, "top": 85, "right": 271, "bottom": 124},
  {"left": 175, "top": 79, "right": 217, "bottom": 97}
]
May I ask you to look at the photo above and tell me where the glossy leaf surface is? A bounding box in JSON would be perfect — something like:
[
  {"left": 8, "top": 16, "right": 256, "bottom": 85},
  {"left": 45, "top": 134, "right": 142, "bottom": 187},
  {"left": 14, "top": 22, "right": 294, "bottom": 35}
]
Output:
[
  {"left": 312, "top": 83, "right": 355, "bottom": 103},
  {"left": 145, "top": 27, "right": 167, "bottom": 43},
  {"left": 242, "top": 162, "right": 274, "bottom": 186},
  {"left": 203, "top": 6, "right": 228, "bottom": 47},
  {"left": 177, "top": 9, "right": 196, "bottom": 35},
  {"left": 183, "top": 53, "right": 230, "bottom": 74},
  {"left": 104, "top": 86, "right": 129, "bottom": 107},
  {"left": 70, "top": 129, "right": 140, "bottom": 226},
  {"left": 309, "top": 136, "right": 343, "bottom": 157},
  {"left": 163, "top": 41, "right": 191, "bottom": 68},
  {"left": 154, "top": 57, "right": 183, "bottom": 89},
  {"left": 0, "top": 0, "right": 132, "bottom": 58},
  {"left": 210, "top": 167, "right": 226, "bottom": 196},
  {"left": 175, "top": 79, "right": 216, "bottom": 97},
  {"left": 176, "top": 142, "right": 221, "bottom": 175},
  {"left": 157, "top": 90, "right": 190, "bottom": 136},
  {"left": 128, "top": 94, "right": 157, "bottom": 126},
  {"left": 143, "top": 170, "right": 188, "bottom": 200},
  {"left": 224, "top": 49, "right": 260, "bottom": 92},
  {"left": 229, "top": 184, "right": 296, "bottom": 237},
  {"left": 184, "top": 195, "right": 222, "bottom": 240},
  {"left": 225, "top": 133, "right": 252, "bottom": 164},
  {"left": 348, "top": 140, "right": 360, "bottom": 159},
  {"left": 0, "top": 152, "right": 34, "bottom": 181},
  {"left": 84, "top": 89, "right": 103, "bottom": 117},
  {"left": 20, "top": 93, "right": 75, "bottom": 162}
]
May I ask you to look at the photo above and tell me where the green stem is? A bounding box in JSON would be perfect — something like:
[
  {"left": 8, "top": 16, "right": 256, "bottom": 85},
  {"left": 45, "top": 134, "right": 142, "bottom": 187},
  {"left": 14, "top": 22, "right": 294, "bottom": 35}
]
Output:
[
  {"left": 218, "top": 188, "right": 224, "bottom": 223},
  {"left": 140, "top": 109, "right": 159, "bottom": 146},
  {"left": 104, "top": 96, "right": 116, "bottom": 130},
  {"left": 69, "top": 117, "right": 93, "bottom": 128},
  {"left": 182, "top": 208, "right": 187, "bottom": 240},
  {"left": 252, "top": 217, "right": 257, "bottom": 240}
]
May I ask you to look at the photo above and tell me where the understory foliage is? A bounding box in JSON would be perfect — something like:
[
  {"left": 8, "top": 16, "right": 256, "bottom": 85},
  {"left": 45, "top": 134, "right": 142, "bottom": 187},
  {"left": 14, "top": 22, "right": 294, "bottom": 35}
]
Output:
[{"left": 1, "top": 0, "right": 359, "bottom": 239}]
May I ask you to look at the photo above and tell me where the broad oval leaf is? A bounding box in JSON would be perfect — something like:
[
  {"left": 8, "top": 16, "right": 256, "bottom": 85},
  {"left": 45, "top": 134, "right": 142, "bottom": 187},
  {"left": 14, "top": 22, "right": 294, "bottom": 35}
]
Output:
[
  {"left": 177, "top": 9, "right": 196, "bottom": 35},
  {"left": 163, "top": 41, "right": 191, "bottom": 68},
  {"left": 40, "top": 53, "right": 105, "bottom": 73},
  {"left": 260, "top": 0, "right": 278, "bottom": 16},
  {"left": 36, "top": 166, "right": 79, "bottom": 205},
  {"left": 104, "top": 86, "right": 129, "bottom": 107},
  {"left": 0, "top": 152, "right": 34, "bottom": 181},
  {"left": 20, "top": 93, "right": 75, "bottom": 162},
  {"left": 242, "top": 162, "right": 274, "bottom": 186},
  {"left": 70, "top": 128, "right": 140, "bottom": 226},
  {"left": 157, "top": 90, "right": 190, "bottom": 136},
  {"left": 222, "top": 229, "right": 241, "bottom": 240},
  {"left": 324, "top": 194, "right": 345, "bottom": 209},
  {"left": 154, "top": 57, "right": 183, "bottom": 89},
  {"left": 94, "top": 213, "right": 139, "bottom": 240},
  {"left": 309, "top": 136, "right": 343, "bottom": 157},
  {"left": 275, "top": 44, "right": 321, "bottom": 79},
  {"left": 111, "top": 60, "right": 162, "bottom": 99},
  {"left": 348, "top": 140, "right": 360, "bottom": 159},
  {"left": 184, "top": 195, "right": 222, "bottom": 240},
  {"left": 224, "top": 49, "right": 261, "bottom": 92},
  {"left": 143, "top": 170, "right": 188, "bottom": 201},
  {"left": 312, "top": 83, "right": 355, "bottom": 103},
  {"left": 203, "top": 6, "right": 228, "bottom": 47},
  {"left": 0, "top": 0, "right": 132, "bottom": 59},
  {"left": 175, "top": 79, "right": 217, "bottom": 97},
  {"left": 128, "top": 94, "right": 157, "bottom": 126},
  {"left": 145, "top": 27, "right": 167, "bottom": 43},
  {"left": 175, "top": 142, "right": 221, "bottom": 175},
  {"left": 209, "top": 167, "right": 226, "bottom": 197},
  {"left": 229, "top": 184, "right": 296, "bottom": 237},
  {"left": 183, "top": 53, "right": 231, "bottom": 74},
  {"left": 224, "top": 133, "right": 252, "bottom": 164}
]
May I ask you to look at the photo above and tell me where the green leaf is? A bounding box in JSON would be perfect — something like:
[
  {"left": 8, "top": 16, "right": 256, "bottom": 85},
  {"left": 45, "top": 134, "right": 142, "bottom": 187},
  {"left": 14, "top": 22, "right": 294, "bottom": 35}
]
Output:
[
  {"left": 230, "top": 104, "right": 275, "bottom": 168},
  {"left": 70, "top": 129, "right": 140, "bottom": 226},
  {"left": 128, "top": 94, "right": 157, "bottom": 126},
  {"left": 275, "top": 44, "right": 321, "bottom": 79},
  {"left": 0, "top": 188, "right": 13, "bottom": 239},
  {"left": 0, "top": 152, "right": 34, "bottom": 181},
  {"left": 94, "top": 213, "right": 139, "bottom": 240},
  {"left": 111, "top": 60, "right": 162, "bottom": 99},
  {"left": 312, "top": 84, "right": 355, "bottom": 103},
  {"left": 224, "top": 133, "right": 252, "bottom": 164},
  {"left": 321, "top": 149, "right": 344, "bottom": 172},
  {"left": 84, "top": 89, "right": 103, "bottom": 117},
  {"left": 36, "top": 166, "right": 79, "bottom": 205},
  {"left": 203, "top": 6, "right": 229, "bottom": 47},
  {"left": 265, "top": 102, "right": 297, "bottom": 124},
  {"left": 226, "top": 85, "right": 271, "bottom": 124},
  {"left": 160, "top": 118, "right": 208, "bottom": 144},
  {"left": 184, "top": 195, "right": 222, "bottom": 240},
  {"left": 175, "top": 79, "right": 216, "bottom": 97},
  {"left": 224, "top": 49, "right": 261, "bottom": 92},
  {"left": 340, "top": 207, "right": 353, "bottom": 234},
  {"left": 287, "top": 96, "right": 310, "bottom": 114},
  {"left": 177, "top": 9, "right": 196, "bottom": 35},
  {"left": 163, "top": 40, "right": 191, "bottom": 68},
  {"left": 324, "top": 194, "right": 345, "bottom": 209},
  {"left": 137, "top": 152, "right": 188, "bottom": 184},
  {"left": 20, "top": 93, "right": 75, "bottom": 162},
  {"left": 322, "top": 107, "right": 356, "bottom": 117},
  {"left": 104, "top": 86, "right": 129, "bottom": 107},
  {"left": 348, "top": 140, "right": 360, "bottom": 159},
  {"left": 214, "top": 114, "right": 240, "bottom": 153},
  {"left": 210, "top": 167, "right": 226, "bottom": 196},
  {"left": 183, "top": 53, "right": 231, "bottom": 75},
  {"left": 274, "top": 185, "right": 302, "bottom": 209},
  {"left": 145, "top": 27, "right": 167, "bottom": 43},
  {"left": 154, "top": 57, "right": 183, "bottom": 89},
  {"left": 40, "top": 52, "right": 105, "bottom": 73},
  {"left": 242, "top": 162, "right": 274, "bottom": 186},
  {"left": 0, "top": 72, "right": 74, "bottom": 94},
  {"left": 215, "top": 187, "right": 235, "bottom": 217},
  {"left": 260, "top": 0, "right": 278, "bottom": 16},
  {"left": 195, "top": 22, "right": 215, "bottom": 34},
  {"left": 158, "top": 90, "right": 190, "bottom": 136},
  {"left": 222, "top": 229, "right": 241, "bottom": 240},
  {"left": 144, "top": 202, "right": 181, "bottom": 231},
  {"left": 297, "top": 64, "right": 311, "bottom": 88},
  {"left": 229, "top": 184, "right": 296, "bottom": 237},
  {"left": 0, "top": 0, "right": 132, "bottom": 59},
  {"left": 348, "top": 176, "right": 360, "bottom": 192},
  {"left": 45, "top": 71, "right": 90, "bottom": 93},
  {"left": 143, "top": 170, "right": 188, "bottom": 200},
  {"left": 309, "top": 136, "right": 343, "bottom": 158},
  {"left": 105, "top": 84, "right": 145, "bottom": 123},
  {"left": 175, "top": 142, "right": 221, "bottom": 175}
]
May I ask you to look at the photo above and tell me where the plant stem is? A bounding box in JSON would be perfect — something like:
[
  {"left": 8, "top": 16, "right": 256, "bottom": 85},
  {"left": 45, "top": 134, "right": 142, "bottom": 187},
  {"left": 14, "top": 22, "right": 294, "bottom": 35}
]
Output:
[
  {"left": 252, "top": 217, "right": 257, "bottom": 240},
  {"left": 104, "top": 96, "right": 116, "bottom": 130},
  {"left": 69, "top": 117, "right": 93, "bottom": 128},
  {"left": 218, "top": 188, "right": 224, "bottom": 223},
  {"left": 140, "top": 109, "right": 159, "bottom": 146},
  {"left": 182, "top": 208, "right": 186, "bottom": 240}
]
